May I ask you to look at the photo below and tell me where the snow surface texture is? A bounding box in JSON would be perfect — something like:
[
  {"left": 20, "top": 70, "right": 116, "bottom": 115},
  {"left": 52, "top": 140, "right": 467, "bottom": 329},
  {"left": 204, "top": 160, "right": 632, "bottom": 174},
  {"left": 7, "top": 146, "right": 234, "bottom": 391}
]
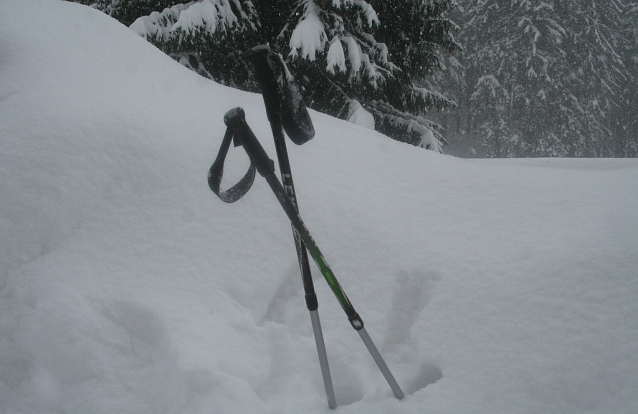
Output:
[{"left": 2, "top": 1, "right": 638, "bottom": 413}]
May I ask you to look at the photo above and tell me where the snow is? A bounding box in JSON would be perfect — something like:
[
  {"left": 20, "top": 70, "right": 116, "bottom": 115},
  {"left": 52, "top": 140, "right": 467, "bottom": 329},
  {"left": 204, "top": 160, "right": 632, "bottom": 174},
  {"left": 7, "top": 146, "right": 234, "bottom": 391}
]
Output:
[
  {"left": 130, "top": 4, "right": 190, "bottom": 42},
  {"left": 350, "top": 0, "right": 379, "bottom": 27},
  {"left": 2, "top": 1, "right": 638, "bottom": 413},
  {"left": 130, "top": 0, "right": 246, "bottom": 43},
  {"left": 343, "top": 36, "right": 362, "bottom": 74},
  {"left": 171, "top": 1, "right": 225, "bottom": 36},
  {"left": 418, "top": 128, "right": 438, "bottom": 150},
  {"left": 347, "top": 100, "right": 375, "bottom": 129},
  {"left": 326, "top": 37, "right": 346, "bottom": 74},
  {"left": 288, "top": 1, "right": 326, "bottom": 61}
]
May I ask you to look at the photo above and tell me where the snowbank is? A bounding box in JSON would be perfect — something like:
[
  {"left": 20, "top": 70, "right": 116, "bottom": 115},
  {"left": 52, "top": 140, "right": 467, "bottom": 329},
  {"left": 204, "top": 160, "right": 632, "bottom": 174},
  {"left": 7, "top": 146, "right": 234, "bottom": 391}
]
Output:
[{"left": 1, "top": 1, "right": 638, "bottom": 413}]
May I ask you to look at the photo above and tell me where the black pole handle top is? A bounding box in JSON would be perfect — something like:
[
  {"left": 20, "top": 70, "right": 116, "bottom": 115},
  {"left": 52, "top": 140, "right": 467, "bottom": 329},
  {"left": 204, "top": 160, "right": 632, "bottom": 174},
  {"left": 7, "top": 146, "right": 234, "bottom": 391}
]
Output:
[
  {"left": 243, "top": 46, "right": 281, "bottom": 122},
  {"left": 244, "top": 44, "right": 315, "bottom": 145}
]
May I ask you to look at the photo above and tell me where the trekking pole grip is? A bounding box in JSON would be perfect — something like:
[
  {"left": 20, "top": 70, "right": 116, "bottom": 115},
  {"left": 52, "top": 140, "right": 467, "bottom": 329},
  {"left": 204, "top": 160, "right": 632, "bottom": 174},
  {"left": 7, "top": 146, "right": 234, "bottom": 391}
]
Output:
[{"left": 224, "top": 107, "right": 275, "bottom": 177}]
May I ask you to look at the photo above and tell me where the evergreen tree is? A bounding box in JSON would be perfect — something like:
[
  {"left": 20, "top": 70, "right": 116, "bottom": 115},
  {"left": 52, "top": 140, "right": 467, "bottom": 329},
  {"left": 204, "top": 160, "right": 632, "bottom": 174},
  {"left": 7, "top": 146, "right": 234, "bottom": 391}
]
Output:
[
  {"left": 129, "top": 0, "right": 261, "bottom": 89},
  {"left": 449, "top": 0, "right": 636, "bottom": 157},
  {"left": 77, "top": 0, "right": 183, "bottom": 26},
  {"left": 612, "top": 1, "right": 638, "bottom": 156},
  {"left": 73, "top": 0, "right": 459, "bottom": 151},
  {"left": 366, "top": 0, "right": 461, "bottom": 149},
  {"left": 557, "top": 0, "right": 634, "bottom": 157}
]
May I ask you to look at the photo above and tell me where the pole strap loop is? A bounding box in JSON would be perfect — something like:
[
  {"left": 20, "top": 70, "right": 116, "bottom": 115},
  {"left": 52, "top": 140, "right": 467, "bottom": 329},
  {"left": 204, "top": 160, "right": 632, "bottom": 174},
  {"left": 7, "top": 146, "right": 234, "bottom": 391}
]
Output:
[{"left": 208, "top": 127, "right": 256, "bottom": 203}]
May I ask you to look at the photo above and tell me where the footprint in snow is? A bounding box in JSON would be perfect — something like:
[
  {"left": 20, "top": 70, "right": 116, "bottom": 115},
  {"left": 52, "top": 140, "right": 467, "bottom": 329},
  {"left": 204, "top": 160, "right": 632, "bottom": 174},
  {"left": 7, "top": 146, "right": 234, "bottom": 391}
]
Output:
[{"left": 386, "top": 270, "right": 444, "bottom": 395}]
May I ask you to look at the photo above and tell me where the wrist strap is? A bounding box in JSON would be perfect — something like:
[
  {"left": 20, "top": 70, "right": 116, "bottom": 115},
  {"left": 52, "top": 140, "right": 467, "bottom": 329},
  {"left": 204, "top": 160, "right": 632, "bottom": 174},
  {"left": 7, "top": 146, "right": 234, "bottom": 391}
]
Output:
[{"left": 207, "top": 127, "right": 255, "bottom": 203}]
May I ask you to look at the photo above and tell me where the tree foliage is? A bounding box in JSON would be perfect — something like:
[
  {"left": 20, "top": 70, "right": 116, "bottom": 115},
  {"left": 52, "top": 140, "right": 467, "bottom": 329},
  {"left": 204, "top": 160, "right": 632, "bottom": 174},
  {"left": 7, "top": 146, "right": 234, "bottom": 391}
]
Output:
[
  {"left": 446, "top": 0, "right": 638, "bottom": 157},
  {"left": 128, "top": 0, "right": 261, "bottom": 89},
  {"left": 75, "top": 0, "right": 459, "bottom": 151}
]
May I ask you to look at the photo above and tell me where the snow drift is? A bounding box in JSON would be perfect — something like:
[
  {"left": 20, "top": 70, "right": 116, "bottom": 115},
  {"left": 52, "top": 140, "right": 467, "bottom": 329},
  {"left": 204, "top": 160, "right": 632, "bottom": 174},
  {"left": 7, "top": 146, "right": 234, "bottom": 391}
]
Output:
[{"left": 1, "top": 1, "right": 638, "bottom": 413}]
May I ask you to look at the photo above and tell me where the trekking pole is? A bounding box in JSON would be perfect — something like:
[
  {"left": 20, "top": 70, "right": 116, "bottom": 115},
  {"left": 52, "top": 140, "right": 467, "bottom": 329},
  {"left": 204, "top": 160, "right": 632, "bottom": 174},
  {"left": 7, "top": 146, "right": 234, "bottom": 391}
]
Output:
[
  {"left": 243, "top": 45, "right": 336, "bottom": 409},
  {"left": 214, "top": 107, "right": 404, "bottom": 401}
]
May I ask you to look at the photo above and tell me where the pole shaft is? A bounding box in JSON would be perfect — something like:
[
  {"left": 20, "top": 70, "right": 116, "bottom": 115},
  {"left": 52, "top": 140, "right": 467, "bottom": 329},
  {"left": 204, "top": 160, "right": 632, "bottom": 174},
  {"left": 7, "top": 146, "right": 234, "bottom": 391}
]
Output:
[
  {"left": 310, "top": 310, "right": 337, "bottom": 409},
  {"left": 358, "top": 328, "right": 404, "bottom": 399},
  {"left": 269, "top": 118, "right": 319, "bottom": 310}
]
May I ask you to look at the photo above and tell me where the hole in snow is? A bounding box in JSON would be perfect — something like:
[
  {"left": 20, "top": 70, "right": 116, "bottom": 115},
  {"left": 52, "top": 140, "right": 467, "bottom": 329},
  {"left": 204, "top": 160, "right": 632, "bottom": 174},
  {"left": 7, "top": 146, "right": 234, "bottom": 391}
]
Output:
[
  {"left": 404, "top": 362, "right": 443, "bottom": 395},
  {"left": 335, "top": 380, "right": 365, "bottom": 406},
  {"left": 330, "top": 360, "right": 365, "bottom": 406}
]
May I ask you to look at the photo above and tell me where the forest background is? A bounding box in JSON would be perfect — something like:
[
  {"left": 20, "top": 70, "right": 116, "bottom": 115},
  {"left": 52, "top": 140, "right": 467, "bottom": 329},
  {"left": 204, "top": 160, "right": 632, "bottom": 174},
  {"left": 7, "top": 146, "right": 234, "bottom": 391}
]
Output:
[{"left": 71, "top": 0, "right": 638, "bottom": 158}]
